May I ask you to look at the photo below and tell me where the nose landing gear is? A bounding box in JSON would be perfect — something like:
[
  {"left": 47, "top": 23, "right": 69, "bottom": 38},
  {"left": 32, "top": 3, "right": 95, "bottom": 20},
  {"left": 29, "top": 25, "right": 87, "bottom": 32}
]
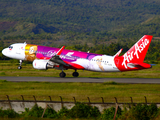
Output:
[{"left": 18, "top": 60, "right": 22, "bottom": 69}]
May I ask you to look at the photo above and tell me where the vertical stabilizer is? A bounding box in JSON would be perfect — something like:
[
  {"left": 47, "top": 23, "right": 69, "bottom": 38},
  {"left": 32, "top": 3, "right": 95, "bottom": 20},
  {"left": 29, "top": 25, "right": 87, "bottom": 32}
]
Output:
[
  {"left": 114, "top": 35, "right": 153, "bottom": 70},
  {"left": 123, "top": 35, "right": 152, "bottom": 64}
]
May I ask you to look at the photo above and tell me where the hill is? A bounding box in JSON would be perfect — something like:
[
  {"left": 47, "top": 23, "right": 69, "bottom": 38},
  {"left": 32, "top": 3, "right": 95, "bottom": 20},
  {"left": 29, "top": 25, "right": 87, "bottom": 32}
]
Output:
[
  {"left": 0, "top": 0, "right": 160, "bottom": 50},
  {"left": 0, "top": 0, "right": 160, "bottom": 31}
]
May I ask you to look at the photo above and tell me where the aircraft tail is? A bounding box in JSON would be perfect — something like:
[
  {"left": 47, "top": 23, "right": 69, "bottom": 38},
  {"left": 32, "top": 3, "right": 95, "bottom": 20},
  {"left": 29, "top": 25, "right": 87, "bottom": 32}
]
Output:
[
  {"left": 114, "top": 35, "right": 153, "bottom": 70},
  {"left": 123, "top": 35, "right": 153, "bottom": 63}
]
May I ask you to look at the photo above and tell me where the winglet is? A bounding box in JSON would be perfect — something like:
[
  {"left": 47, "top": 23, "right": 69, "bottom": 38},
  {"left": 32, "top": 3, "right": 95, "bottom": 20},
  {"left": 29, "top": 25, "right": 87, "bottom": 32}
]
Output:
[
  {"left": 56, "top": 46, "right": 65, "bottom": 55},
  {"left": 114, "top": 48, "right": 123, "bottom": 58}
]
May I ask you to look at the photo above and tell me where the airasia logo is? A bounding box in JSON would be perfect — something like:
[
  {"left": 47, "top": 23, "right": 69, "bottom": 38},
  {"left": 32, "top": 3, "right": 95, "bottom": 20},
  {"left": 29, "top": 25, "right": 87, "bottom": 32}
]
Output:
[{"left": 122, "top": 38, "right": 149, "bottom": 69}]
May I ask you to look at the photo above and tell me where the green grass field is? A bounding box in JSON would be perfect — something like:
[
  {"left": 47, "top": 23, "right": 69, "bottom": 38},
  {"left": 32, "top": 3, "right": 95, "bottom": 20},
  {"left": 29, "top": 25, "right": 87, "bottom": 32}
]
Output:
[
  {"left": 0, "top": 80, "right": 160, "bottom": 103},
  {"left": 0, "top": 60, "right": 160, "bottom": 78},
  {"left": 0, "top": 61, "right": 160, "bottom": 103}
]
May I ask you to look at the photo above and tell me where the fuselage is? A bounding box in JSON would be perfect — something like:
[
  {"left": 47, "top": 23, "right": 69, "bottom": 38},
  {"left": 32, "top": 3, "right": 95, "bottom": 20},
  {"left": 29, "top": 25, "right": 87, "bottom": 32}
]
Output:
[{"left": 2, "top": 43, "right": 120, "bottom": 72}]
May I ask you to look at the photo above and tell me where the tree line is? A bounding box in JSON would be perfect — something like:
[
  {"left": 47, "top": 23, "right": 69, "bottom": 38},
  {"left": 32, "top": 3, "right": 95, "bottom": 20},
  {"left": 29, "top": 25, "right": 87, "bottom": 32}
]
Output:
[
  {"left": 0, "top": 102, "right": 159, "bottom": 120},
  {"left": 0, "top": 40, "right": 160, "bottom": 62}
]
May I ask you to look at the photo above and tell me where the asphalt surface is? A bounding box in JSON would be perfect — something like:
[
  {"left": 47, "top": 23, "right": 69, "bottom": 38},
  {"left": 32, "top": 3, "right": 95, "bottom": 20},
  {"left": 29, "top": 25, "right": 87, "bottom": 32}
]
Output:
[{"left": 0, "top": 76, "right": 160, "bottom": 84}]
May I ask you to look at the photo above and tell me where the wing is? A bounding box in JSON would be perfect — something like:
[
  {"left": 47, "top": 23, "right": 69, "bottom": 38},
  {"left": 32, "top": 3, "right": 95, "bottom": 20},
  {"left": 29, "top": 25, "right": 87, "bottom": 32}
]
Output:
[
  {"left": 48, "top": 46, "right": 84, "bottom": 70},
  {"left": 47, "top": 46, "right": 69, "bottom": 67}
]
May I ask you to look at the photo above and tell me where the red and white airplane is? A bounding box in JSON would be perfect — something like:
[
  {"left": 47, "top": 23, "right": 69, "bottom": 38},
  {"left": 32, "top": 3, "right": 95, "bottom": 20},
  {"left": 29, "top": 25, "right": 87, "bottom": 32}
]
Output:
[{"left": 2, "top": 35, "right": 153, "bottom": 77}]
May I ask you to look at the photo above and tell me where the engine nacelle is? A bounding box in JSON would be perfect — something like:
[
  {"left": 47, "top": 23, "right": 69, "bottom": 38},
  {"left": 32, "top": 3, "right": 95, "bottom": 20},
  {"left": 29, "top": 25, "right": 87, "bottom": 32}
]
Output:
[{"left": 33, "top": 59, "right": 55, "bottom": 70}]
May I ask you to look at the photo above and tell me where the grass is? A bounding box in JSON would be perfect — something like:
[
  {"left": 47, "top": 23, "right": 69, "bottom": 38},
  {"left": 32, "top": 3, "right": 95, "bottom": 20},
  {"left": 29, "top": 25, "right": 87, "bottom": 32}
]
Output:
[
  {"left": 0, "top": 61, "right": 160, "bottom": 120},
  {"left": 0, "top": 61, "right": 160, "bottom": 103},
  {"left": 0, "top": 80, "right": 160, "bottom": 103},
  {"left": 0, "top": 61, "right": 160, "bottom": 78}
]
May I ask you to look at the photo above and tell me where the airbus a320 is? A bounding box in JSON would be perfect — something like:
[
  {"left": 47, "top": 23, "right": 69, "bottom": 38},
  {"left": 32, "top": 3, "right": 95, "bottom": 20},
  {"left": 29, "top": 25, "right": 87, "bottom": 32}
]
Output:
[{"left": 2, "top": 35, "right": 153, "bottom": 78}]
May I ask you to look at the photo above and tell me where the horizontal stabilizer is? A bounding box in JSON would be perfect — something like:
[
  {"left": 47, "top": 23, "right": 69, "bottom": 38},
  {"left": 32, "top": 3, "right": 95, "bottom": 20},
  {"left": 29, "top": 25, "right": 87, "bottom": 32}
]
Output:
[{"left": 127, "top": 63, "right": 151, "bottom": 69}]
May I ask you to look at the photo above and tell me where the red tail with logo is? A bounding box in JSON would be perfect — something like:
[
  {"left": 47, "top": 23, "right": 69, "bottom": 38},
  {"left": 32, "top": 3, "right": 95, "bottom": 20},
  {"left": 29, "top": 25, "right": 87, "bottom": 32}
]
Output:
[{"left": 114, "top": 35, "right": 153, "bottom": 71}]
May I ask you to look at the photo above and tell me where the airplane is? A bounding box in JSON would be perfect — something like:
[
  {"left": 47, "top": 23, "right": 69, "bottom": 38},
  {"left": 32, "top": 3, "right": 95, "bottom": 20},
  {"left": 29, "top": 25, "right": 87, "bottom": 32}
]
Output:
[{"left": 2, "top": 35, "right": 153, "bottom": 78}]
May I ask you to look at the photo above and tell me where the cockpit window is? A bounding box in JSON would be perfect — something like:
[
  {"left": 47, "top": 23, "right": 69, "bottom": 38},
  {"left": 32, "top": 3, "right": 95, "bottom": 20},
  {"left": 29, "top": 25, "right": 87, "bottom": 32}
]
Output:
[{"left": 9, "top": 46, "right": 13, "bottom": 49}]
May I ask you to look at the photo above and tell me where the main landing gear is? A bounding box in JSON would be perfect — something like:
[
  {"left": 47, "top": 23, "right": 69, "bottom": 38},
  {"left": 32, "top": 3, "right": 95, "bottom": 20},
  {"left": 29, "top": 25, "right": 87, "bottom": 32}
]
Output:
[
  {"left": 18, "top": 60, "right": 22, "bottom": 69},
  {"left": 72, "top": 70, "right": 79, "bottom": 77},
  {"left": 59, "top": 70, "right": 79, "bottom": 78},
  {"left": 59, "top": 71, "right": 66, "bottom": 78}
]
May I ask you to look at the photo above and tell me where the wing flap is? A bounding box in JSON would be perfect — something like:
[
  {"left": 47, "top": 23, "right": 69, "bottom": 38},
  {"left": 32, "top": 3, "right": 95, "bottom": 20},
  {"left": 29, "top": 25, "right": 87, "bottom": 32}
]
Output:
[
  {"left": 48, "top": 46, "right": 71, "bottom": 67},
  {"left": 50, "top": 55, "right": 70, "bottom": 67}
]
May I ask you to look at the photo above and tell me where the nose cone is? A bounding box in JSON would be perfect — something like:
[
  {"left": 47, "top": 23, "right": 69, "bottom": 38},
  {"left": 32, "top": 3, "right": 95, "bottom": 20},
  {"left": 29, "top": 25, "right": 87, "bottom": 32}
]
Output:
[{"left": 2, "top": 48, "right": 8, "bottom": 57}]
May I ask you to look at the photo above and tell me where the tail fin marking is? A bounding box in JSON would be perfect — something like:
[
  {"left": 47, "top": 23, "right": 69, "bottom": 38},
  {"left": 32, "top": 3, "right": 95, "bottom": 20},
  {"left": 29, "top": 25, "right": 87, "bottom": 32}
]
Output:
[{"left": 114, "top": 35, "right": 153, "bottom": 71}]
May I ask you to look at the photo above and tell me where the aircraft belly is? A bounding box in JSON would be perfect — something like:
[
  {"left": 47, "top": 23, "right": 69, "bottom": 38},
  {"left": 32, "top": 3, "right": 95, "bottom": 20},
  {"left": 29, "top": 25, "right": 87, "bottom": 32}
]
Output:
[{"left": 14, "top": 54, "right": 25, "bottom": 60}]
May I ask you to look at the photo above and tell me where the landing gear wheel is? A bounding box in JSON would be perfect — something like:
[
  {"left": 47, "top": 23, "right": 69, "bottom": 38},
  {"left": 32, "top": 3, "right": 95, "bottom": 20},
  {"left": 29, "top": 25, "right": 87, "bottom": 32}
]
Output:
[
  {"left": 72, "top": 72, "right": 79, "bottom": 77},
  {"left": 18, "top": 60, "right": 23, "bottom": 70},
  {"left": 59, "top": 72, "right": 66, "bottom": 78},
  {"left": 18, "top": 66, "right": 22, "bottom": 69}
]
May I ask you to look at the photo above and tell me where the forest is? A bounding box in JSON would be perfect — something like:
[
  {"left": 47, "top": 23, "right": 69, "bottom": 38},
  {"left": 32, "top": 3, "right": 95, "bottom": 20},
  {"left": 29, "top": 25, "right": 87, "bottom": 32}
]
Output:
[{"left": 0, "top": 0, "right": 160, "bottom": 61}]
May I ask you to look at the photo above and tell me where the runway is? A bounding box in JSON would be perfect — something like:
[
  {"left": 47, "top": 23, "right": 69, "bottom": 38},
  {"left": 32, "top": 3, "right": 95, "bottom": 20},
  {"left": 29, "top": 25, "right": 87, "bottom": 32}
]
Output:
[{"left": 0, "top": 76, "right": 160, "bottom": 84}]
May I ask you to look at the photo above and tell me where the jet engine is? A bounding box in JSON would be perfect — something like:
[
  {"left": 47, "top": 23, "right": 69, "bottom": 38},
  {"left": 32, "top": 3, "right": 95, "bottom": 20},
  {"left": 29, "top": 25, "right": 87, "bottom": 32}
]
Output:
[{"left": 33, "top": 59, "right": 55, "bottom": 70}]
